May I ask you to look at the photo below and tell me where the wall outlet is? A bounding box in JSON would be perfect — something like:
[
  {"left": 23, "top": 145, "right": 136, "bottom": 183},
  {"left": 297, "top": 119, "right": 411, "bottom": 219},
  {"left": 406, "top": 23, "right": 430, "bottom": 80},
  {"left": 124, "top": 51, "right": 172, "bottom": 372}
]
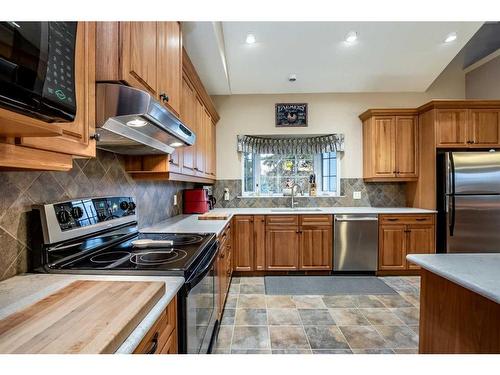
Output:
[
  {"left": 173, "top": 194, "right": 178, "bottom": 206},
  {"left": 353, "top": 191, "right": 362, "bottom": 200}
]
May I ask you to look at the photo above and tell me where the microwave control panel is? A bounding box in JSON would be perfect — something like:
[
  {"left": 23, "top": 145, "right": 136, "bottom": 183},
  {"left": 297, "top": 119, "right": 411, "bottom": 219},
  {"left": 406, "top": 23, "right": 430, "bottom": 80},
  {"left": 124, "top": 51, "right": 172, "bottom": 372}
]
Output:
[{"left": 42, "top": 22, "right": 77, "bottom": 113}]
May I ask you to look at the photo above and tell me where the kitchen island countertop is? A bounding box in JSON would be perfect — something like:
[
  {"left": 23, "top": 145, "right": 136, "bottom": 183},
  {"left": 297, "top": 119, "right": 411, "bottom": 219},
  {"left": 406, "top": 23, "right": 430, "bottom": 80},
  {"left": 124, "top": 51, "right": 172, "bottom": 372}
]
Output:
[
  {"left": 407, "top": 253, "right": 500, "bottom": 304},
  {"left": 0, "top": 273, "right": 184, "bottom": 353}
]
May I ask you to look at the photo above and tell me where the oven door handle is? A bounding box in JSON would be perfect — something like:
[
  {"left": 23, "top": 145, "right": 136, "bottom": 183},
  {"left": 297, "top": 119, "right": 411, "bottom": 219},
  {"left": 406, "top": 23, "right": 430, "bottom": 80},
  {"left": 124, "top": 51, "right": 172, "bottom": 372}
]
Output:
[{"left": 184, "top": 240, "right": 219, "bottom": 291}]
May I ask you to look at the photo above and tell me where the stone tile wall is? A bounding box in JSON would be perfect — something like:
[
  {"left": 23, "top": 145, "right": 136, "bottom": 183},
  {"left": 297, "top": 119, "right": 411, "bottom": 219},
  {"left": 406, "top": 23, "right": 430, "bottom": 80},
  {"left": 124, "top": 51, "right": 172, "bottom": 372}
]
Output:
[
  {"left": 213, "top": 179, "right": 406, "bottom": 208},
  {"left": 0, "top": 150, "right": 193, "bottom": 281}
]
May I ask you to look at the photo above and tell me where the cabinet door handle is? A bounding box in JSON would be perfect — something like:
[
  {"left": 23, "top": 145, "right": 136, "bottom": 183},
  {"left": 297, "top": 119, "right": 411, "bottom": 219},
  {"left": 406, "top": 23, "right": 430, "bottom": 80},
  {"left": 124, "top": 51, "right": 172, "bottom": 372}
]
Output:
[
  {"left": 146, "top": 333, "right": 159, "bottom": 354},
  {"left": 90, "top": 133, "right": 100, "bottom": 141},
  {"left": 415, "top": 218, "right": 426, "bottom": 221},
  {"left": 159, "top": 93, "right": 169, "bottom": 103},
  {"left": 387, "top": 218, "right": 399, "bottom": 221}
]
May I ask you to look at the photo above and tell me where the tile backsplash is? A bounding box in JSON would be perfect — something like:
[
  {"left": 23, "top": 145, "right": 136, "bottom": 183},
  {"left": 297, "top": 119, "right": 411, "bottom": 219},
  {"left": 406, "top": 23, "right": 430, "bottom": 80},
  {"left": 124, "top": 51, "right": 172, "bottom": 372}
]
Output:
[
  {"left": 213, "top": 178, "right": 406, "bottom": 208},
  {"left": 0, "top": 150, "right": 193, "bottom": 281}
]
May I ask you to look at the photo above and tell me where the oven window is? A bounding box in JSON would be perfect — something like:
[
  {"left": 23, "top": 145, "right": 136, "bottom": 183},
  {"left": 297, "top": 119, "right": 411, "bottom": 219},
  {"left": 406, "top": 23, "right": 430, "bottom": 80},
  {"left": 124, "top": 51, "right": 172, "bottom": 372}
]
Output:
[{"left": 186, "top": 264, "right": 215, "bottom": 353}]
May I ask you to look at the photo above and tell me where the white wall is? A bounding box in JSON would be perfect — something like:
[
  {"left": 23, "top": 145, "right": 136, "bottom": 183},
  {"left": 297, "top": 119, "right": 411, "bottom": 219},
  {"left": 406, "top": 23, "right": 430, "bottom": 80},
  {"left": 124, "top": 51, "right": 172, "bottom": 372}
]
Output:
[
  {"left": 214, "top": 54, "right": 466, "bottom": 180},
  {"left": 466, "top": 54, "right": 500, "bottom": 99}
]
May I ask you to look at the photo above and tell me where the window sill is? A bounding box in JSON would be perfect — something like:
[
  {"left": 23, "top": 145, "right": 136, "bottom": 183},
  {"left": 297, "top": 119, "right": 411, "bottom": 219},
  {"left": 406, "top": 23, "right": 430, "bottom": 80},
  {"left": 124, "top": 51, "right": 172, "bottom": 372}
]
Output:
[{"left": 238, "top": 194, "right": 343, "bottom": 199}]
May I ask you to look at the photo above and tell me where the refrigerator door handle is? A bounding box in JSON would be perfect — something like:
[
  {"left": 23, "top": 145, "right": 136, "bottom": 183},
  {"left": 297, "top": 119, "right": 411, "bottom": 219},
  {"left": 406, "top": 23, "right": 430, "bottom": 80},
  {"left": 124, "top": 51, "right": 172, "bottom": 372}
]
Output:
[
  {"left": 448, "top": 152, "right": 456, "bottom": 237},
  {"left": 449, "top": 194, "right": 455, "bottom": 236}
]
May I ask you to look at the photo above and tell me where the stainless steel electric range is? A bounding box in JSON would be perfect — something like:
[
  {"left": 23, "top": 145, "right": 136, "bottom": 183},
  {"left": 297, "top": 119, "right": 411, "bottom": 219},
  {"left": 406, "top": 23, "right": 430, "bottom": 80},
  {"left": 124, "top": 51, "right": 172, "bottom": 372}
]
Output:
[{"left": 31, "top": 196, "right": 219, "bottom": 354}]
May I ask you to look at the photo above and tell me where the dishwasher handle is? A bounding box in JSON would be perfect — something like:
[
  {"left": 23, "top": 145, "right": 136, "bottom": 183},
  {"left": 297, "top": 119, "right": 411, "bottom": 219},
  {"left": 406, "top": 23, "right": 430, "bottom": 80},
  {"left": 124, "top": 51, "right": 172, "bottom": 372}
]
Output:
[{"left": 335, "top": 217, "right": 379, "bottom": 222}]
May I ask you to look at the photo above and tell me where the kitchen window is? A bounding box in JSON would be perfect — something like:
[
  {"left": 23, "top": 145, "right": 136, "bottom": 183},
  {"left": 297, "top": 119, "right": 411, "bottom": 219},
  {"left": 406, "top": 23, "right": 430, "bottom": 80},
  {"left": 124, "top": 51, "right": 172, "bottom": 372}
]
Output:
[{"left": 242, "top": 151, "right": 340, "bottom": 196}]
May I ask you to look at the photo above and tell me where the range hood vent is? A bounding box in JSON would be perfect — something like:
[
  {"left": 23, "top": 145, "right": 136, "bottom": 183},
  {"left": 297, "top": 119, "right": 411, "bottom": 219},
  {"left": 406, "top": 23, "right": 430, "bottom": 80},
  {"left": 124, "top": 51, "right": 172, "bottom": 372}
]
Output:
[{"left": 95, "top": 83, "right": 195, "bottom": 155}]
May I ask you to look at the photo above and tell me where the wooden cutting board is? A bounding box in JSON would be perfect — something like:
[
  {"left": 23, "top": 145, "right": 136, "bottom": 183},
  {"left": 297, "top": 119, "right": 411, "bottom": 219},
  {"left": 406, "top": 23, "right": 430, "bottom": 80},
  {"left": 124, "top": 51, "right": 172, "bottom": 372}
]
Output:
[
  {"left": 198, "top": 212, "right": 230, "bottom": 220},
  {"left": 0, "top": 280, "right": 165, "bottom": 354}
]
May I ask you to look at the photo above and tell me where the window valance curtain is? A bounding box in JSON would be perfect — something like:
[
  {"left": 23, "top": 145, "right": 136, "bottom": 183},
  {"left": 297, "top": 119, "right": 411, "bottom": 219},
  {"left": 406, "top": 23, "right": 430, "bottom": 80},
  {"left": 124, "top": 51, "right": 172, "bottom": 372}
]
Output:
[{"left": 236, "top": 134, "right": 344, "bottom": 154}]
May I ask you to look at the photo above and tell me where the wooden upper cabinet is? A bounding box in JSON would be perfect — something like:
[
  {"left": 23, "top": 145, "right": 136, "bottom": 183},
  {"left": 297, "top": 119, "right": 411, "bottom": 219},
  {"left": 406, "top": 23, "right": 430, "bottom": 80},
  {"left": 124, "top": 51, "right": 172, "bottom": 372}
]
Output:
[
  {"left": 362, "top": 114, "right": 417, "bottom": 181},
  {"left": 395, "top": 116, "right": 417, "bottom": 178},
  {"left": 435, "top": 109, "right": 468, "bottom": 147},
  {"left": 157, "top": 22, "right": 182, "bottom": 116},
  {"left": 233, "top": 216, "right": 254, "bottom": 272},
  {"left": 122, "top": 22, "right": 158, "bottom": 95},
  {"left": 470, "top": 109, "right": 500, "bottom": 146},
  {"left": 180, "top": 76, "right": 197, "bottom": 175}
]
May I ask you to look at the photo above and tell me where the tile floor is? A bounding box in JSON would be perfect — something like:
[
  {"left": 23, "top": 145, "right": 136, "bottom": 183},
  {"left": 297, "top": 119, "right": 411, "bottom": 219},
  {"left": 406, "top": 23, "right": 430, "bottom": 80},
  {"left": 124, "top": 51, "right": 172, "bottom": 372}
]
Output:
[{"left": 213, "top": 276, "right": 420, "bottom": 354}]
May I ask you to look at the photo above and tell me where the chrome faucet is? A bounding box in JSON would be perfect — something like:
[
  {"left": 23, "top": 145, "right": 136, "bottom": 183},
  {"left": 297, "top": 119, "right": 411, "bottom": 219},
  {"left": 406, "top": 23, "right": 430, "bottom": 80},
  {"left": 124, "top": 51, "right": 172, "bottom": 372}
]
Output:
[{"left": 290, "top": 183, "right": 302, "bottom": 208}]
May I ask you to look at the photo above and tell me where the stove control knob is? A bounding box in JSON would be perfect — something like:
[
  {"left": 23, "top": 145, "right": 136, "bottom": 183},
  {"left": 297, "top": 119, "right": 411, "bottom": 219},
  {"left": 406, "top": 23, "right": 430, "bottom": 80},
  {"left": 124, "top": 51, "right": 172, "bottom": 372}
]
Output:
[
  {"left": 128, "top": 202, "right": 136, "bottom": 211},
  {"left": 119, "top": 201, "right": 129, "bottom": 210},
  {"left": 57, "top": 210, "right": 71, "bottom": 224},
  {"left": 71, "top": 206, "right": 84, "bottom": 219}
]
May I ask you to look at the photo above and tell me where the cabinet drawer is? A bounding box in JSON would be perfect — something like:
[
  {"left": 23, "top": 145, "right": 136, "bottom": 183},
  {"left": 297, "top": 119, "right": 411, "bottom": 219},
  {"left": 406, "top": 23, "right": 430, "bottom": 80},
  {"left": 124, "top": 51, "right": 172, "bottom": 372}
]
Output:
[
  {"left": 133, "top": 296, "right": 177, "bottom": 354},
  {"left": 379, "top": 214, "right": 434, "bottom": 225},
  {"left": 300, "top": 214, "right": 333, "bottom": 227},
  {"left": 266, "top": 215, "right": 299, "bottom": 227}
]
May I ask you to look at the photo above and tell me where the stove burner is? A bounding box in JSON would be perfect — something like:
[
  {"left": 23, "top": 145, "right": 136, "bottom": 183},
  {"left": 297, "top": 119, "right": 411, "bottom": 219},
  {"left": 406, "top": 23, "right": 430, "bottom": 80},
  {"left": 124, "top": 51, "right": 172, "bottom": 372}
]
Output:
[
  {"left": 145, "top": 233, "right": 204, "bottom": 246},
  {"left": 90, "top": 251, "right": 131, "bottom": 264},
  {"left": 130, "top": 249, "right": 188, "bottom": 265}
]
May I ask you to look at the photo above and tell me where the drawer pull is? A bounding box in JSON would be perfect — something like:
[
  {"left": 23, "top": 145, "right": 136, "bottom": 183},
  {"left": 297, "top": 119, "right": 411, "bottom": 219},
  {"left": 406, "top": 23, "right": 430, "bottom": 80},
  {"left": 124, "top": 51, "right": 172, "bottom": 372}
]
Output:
[
  {"left": 146, "top": 332, "right": 159, "bottom": 354},
  {"left": 416, "top": 218, "right": 427, "bottom": 221},
  {"left": 387, "top": 218, "right": 399, "bottom": 221}
]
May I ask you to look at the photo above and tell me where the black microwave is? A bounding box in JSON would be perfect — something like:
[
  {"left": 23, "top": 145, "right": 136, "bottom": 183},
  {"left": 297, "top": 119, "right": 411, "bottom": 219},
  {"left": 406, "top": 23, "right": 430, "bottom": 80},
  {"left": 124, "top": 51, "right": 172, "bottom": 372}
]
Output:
[{"left": 0, "top": 21, "right": 77, "bottom": 122}]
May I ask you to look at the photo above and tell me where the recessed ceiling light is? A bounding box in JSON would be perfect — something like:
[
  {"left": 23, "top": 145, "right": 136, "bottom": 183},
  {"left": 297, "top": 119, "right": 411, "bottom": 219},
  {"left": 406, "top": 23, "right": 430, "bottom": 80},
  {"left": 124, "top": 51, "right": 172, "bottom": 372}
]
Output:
[
  {"left": 126, "top": 119, "right": 148, "bottom": 128},
  {"left": 445, "top": 32, "right": 457, "bottom": 43},
  {"left": 169, "top": 142, "right": 183, "bottom": 148},
  {"left": 246, "top": 33, "right": 256, "bottom": 44},
  {"left": 345, "top": 31, "right": 358, "bottom": 44},
  {"left": 288, "top": 74, "right": 297, "bottom": 82}
]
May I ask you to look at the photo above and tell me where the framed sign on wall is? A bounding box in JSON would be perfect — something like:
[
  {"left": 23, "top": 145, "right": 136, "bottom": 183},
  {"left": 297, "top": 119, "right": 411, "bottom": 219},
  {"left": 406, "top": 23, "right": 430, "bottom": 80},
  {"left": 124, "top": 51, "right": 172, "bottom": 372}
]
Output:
[{"left": 275, "top": 103, "right": 308, "bottom": 127}]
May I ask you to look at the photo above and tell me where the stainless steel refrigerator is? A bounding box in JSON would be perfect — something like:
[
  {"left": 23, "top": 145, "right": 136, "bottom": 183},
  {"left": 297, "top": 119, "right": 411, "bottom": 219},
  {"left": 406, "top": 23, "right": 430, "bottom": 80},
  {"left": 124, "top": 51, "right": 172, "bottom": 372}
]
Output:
[{"left": 439, "top": 151, "right": 500, "bottom": 253}]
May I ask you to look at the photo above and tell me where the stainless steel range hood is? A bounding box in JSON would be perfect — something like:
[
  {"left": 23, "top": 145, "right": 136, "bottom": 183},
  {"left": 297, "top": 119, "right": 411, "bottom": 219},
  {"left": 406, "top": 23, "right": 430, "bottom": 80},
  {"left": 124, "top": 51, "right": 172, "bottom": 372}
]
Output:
[{"left": 95, "top": 83, "right": 195, "bottom": 155}]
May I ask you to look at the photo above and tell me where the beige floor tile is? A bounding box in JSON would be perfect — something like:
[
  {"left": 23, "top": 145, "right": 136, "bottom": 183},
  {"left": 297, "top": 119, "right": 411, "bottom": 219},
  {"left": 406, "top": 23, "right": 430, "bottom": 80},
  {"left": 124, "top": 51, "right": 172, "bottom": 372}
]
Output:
[
  {"left": 304, "top": 325, "right": 350, "bottom": 350},
  {"left": 237, "top": 294, "right": 267, "bottom": 309},
  {"left": 225, "top": 295, "right": 238, "bottom": 308},
  {"left": 266, "top": 295, "right": 296, "bottom": 308},
  {"left": 231, "top": 349, "right": 272, "bottom": 354},
  {"left": 352, "top": 348, "right": 394, "bottom": 354},
  {"left": 292, "top": 295, "right": 327, "bottom": 309},
  {"left": 394, "top": 348, "right": 419, "bottom": 354},
  {"left": 312, "top": 349, "right": 353, "bottom": 354},
  {"left": 298, "top": 309, "right": 336, "bottom": 325},
  {"left": 399, "top": 292, "right": 420, "bottom": 307},
  {"left": 322, "top": 295, "right": 357, "bottom": 308},
  {"left": 339, "top": 326, "right": 389, "bottom": 350},
  {"left": 374, "top": 325, "right": 419, "bottom": 349},
  {"left": 359, "top": 308, "right": 406, "bottom": 325},
  {"left": 232, "top": 326, "right": 270, "bottom": 350},
  {"left": 235, "top": 309, "right": 268, "bottom": 325},
  {"left": 329, "top": 308, "right": 371, "bottom": 326},
  {"left": 215, "top": 325, "right": 233, "bottom": 349},
  {"left": 377, "top": 294, "right": 414, "bottom": 308},
  {"left": 240, "top": 284, "right": 266, "bottom": 294},
  {"left": 391, "top": 307, "right": 420, "bottom": 325},
  {"left": 273, "top": 349, "right": 313, "bottom": 354},
  {"left": 267, "top": 308, "right": 301, "bottom": 325},
  {"left": 269, "top": 326, "right": 310, "bottom": 349},
  {"left": 239, "top": 277, "right": 265, "bottom": 285},
  {"left": 354, "top": 295, "right": 385, "bottom": 308}
]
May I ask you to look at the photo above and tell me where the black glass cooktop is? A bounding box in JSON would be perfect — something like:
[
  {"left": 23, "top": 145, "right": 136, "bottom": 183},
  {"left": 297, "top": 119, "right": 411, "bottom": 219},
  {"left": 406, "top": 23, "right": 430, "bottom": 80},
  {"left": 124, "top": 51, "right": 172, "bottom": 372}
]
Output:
[{"left": 51, "top": 232, "right": 216, "bottom": 274}]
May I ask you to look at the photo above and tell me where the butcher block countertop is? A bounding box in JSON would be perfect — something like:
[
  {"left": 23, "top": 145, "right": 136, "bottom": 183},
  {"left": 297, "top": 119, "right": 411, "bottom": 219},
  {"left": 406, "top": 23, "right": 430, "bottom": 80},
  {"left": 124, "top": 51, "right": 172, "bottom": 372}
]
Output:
[{"left": 0, "top": 274, "right": 184, "bottom": 354}]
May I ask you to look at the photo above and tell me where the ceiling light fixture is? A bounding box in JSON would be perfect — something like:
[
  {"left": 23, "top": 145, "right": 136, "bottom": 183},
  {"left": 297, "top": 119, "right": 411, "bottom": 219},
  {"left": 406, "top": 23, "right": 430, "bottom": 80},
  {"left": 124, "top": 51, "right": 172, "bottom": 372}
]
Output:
[
  {"left": 445, "top": 32, "right": 457, "bottom": 43},
  {"left": 169, "top": 142, "right": 183, "bottom": 148},
  {"left": 126, "top": 119, "right": 148, "bottom": 128},
  {"left": 246, "top": 33, "right": 256, "bottom": 44},
  {"left": 345, "top": 31, "right": 358, "bottom": 44}
]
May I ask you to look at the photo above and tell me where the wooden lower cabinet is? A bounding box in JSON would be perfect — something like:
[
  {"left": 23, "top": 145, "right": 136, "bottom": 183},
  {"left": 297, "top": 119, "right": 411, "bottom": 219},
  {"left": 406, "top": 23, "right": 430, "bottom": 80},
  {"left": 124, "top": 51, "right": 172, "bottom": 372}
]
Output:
[
  {"left": 216, "top": 223, "right": 232, "bottom": 318},
  {"left": 378, "top": 214, "right": 435, "bottom": 272},
  {"left": 133, "top": 296, "right": 177, "bottom": 354},
  {"left": 233, "top": 216, "right": 255, "bottom": 271},
  {"left": 232, "top": 214, "right": 333, "bottom": 272},
  {"left": 266, "top": 227, "right": 300, "bottom": 271},
  {"left": 299, "top": 226, "right": 332, "bottom": 270}
]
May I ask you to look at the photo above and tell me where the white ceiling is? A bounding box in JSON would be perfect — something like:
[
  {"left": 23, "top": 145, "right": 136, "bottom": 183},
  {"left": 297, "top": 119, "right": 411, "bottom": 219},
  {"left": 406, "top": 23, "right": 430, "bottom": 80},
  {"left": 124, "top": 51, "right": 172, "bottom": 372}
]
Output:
[{"left": 182, "top": 22, "right": 483, "bottom": 95}]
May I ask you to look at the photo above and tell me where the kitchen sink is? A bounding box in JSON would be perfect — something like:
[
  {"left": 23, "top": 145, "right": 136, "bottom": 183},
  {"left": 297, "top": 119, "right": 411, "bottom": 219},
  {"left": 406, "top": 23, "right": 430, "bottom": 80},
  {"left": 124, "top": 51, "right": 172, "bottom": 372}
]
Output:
[{"left": 270, "top": 208, "right": 323, "bottom": 212}]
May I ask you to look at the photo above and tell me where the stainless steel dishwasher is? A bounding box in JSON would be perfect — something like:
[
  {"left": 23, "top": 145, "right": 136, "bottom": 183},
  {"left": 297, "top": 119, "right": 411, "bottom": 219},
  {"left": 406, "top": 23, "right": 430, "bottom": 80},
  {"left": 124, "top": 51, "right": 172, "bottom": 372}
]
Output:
[{"left": 333, "top": 214, "right": 378, "bottom": 271}]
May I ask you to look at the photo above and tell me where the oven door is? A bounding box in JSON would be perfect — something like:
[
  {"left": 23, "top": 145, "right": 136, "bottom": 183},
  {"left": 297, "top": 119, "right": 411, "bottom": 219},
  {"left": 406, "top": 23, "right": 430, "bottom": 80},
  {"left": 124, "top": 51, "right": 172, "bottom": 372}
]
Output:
[{"left": 183, "top": 241, "right": 218, "bottom": 354}]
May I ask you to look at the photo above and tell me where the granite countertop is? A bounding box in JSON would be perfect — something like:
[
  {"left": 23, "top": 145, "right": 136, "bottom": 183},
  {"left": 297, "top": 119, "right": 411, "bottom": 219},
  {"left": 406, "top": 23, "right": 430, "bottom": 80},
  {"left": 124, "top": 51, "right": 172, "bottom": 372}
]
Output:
[
  {"left": 407, "top": 254, "right": 500, "bottom": 304},
  {"left": 143, "top": 207, "right": 437, "bottom": 236},
  {"left": 0, "top": 273, "right": 184, "bottom": 353}
]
